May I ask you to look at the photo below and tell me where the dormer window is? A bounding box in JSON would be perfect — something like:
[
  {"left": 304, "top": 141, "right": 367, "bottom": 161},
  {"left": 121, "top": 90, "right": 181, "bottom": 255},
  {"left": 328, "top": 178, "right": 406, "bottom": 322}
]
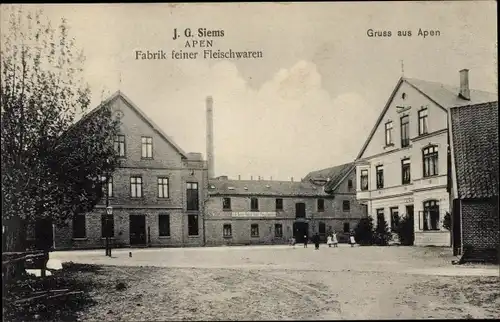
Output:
[{"left": 402, "top": 93, "right": 407, "bottom": 100}]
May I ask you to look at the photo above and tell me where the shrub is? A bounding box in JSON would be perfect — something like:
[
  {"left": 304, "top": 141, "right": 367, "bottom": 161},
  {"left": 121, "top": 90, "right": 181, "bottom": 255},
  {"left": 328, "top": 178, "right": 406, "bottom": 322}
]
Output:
[
  {"left": 395, "top": 214, "right": 414, "bottom": 246},
  {"left": 443, "top": 212, "right": 451, "bottom": 231},
  {"left": 374, "top": 216, "right": 392, "bottom": 246},
  {"left": 354, "top": 217, "right": 374, "bottom": 245}
]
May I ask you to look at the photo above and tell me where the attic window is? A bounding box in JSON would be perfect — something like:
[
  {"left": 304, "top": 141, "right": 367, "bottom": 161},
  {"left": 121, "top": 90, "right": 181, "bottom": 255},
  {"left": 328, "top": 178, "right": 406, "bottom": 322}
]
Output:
[
  {"left": 265, "top": 185, "right": 271, "bottom": 188},
  {"left": 402, "top": 93, "right": 407, "bottom": 100},
  {"left": 228, "top": 186, "right": 235, "bottom": 190},
  {"left": 209, "top": 185, "right": 215, "bottom": 189},
  {"left": 244, "top": 187, "right": 248, "bottom": 190}
]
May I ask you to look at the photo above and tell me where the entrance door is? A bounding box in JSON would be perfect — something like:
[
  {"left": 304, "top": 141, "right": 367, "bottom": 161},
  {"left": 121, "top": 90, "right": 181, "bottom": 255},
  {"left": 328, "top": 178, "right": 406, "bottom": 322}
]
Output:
[
  {"left": 293, "top": 222, "right": 309, "bottom": 243},
  {"left": 130, "top": 215, "right": 146, "bottom": 245},
  {"left": 406, "top": 205, "right": 415, "bottom": 245}
]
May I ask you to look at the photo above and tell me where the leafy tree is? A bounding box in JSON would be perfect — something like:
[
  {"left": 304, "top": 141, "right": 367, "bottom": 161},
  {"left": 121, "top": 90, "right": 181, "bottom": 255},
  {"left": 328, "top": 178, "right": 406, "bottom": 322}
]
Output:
[
  {"left": 354, "top": 217, "right": 374, "bottom": 245},
  {"left": 1, "top": 7, "right": 119, "bottom": 265},
  {"left": 374, "top": 216, "right": 392, "bottom": 246},
  {"left": 395, "top": 213, "right": 414, "bottom": 246}
]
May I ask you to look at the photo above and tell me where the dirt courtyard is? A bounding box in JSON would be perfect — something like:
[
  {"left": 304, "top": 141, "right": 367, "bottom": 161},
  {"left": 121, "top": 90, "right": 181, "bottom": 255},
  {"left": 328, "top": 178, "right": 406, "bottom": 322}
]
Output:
[{"left": 51, "top": 245, "right": 500, "bottom": 320}]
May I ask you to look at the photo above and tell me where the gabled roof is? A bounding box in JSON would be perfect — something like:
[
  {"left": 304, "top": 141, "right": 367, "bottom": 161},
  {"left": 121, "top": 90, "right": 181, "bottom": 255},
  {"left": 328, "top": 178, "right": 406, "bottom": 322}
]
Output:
[
  {"left": 450, "top": 101, "right": 499, "bottom": 199},
  {"left": 356, "top": 77, "right": 498, "bottom": 160},
  {"left": 208, "top": 179, "right": 329, "bottom": 197},
  {"left": 96, "top": 91, "right": 188, "bottom": 159},
  {"left": 303, "top": 162, "right": 355, "bottom": 193}
]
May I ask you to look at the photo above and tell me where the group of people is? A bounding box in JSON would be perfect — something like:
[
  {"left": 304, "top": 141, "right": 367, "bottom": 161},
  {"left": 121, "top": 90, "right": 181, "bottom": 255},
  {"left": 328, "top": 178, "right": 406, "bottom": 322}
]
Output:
[{"left": 289, "top": 231, "right": 356, "bottom": 249}]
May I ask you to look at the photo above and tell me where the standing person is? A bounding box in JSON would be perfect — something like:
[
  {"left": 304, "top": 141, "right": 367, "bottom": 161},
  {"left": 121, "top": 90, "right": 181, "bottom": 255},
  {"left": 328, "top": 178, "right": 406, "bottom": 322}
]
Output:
[
  {"left": 327, "top": 234, "right": 333, "bottom": 248},
  {"left": 349, "top": 230, "right": 356, "bottom": 247},
  {"left": 332, "top": 231, "right": 338, "bottom": 248},
  {"left": 303, "top": 234, "right": 308, "bottom": 248},
  {"left": 290, "top": 236, "right": 296, "bottom": 249},
  {"left": 314, "top": 233, "right": 320, "bottom": 250}
]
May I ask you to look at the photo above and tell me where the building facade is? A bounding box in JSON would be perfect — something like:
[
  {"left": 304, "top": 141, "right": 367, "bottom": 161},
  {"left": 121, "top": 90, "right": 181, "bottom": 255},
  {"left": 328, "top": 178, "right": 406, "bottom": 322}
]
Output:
[
  {"left": 355, "top": 69, "right": 497, "bottom": 246},
  {"left": 204, "top": 163, "right": 367, "bottom": 246},
  {"left": 54, "top": 92, "right": 208, "bottom": 250},
  {"left": 449, "top": 101, "right": 499, "bottom": 263}
]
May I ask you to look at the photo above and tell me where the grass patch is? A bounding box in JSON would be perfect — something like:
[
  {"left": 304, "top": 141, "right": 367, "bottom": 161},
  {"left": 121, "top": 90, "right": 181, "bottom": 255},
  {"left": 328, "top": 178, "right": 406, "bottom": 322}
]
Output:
[{"left": 2, "top": 263, "right": 103, "bottom": 321}]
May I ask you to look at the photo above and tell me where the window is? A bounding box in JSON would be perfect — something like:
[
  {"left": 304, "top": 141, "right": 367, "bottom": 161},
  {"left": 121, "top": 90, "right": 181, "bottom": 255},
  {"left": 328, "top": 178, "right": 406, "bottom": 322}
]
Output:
[
  {"left": 295, "top": 202, "right": 306, "bottom": 218},
  {"left": 376, "top": 209, "right": 384, "bottom": 227},
  {"left": 319, "top": 222, "right": 326, "bottom": 234},
  {"left": 72, "top": 215, "right": 86, "bottom": 238},
  {"left": 101, "top": 214, "right": 114, "bottom": 238},
  {"left": 101, "top": 175, "right": 113, "bottom": 198},
  {"left": 402, "top": 158, "right": 411, "bottom": 184},
  {"left": 343, "top": 222, "right": 350, "bottom": 233},
  {"left": 423, "top": 200, "right": 440, "bottom": 231},
  {"left": 390, "top": 207, "right": 400, "bottom": 231},
  {"left": 141, "top": 136, "right": 153, "bottom": 158},
  {"left": 275, "top": 198, "right": 283, "bottom": 211},
  {"left": 130, "top": 176, "right": 143, "bottom": 198},
  {"left": 418, "top": 108, "right": 428, "bottom": 135},
  {"left": 223, "top": 197, "right": 231, "bottom": 210},
  {"left": 251, "top": 197, "right": 259, "bottom": 211},
  {"left": 251, "top": 224, "right": 259, "bottom": 237},
  {"left": 158, "top": 177, "right": 169, "bottom": 198},
  {"left": 360, "top": 170, "right": 369, "bottom": 191},
  {"left": 158, "top": 214, "right": 170, "bottom": 237},
  {"left": 376, "top": 165, "right": 384, "bottom": 189},
  {"left": 223, "top": 224, "right": 232, "bottom": 238},
  {"left": 274, "top": 224, "right": 283, "bottom": 237},
  {"left": 186, "top": 182, "right": 199, "bottom": 211},
  {"left": 347, "top": 179, "right": 353, "bottom": 191},
  {"left": 400, "top": 115, "right": 410, "bottom": 147},
  {"left": 188, "top": 214, "right": 199, "bottom": 236},
  {"left": 423, "top": 146, "right": 439, "bottom": 177},
  {"left": 343, "top": 200, "right": 350, "bottom": 212},
  {"left": 114, "top": 135, "right": 126, "bottom": 157},
  {"left": 385, "top": 121, "right": 393, "bottom": 145},
  {"left": 317, "top": 199, "right": 325, "bottom": 212}
]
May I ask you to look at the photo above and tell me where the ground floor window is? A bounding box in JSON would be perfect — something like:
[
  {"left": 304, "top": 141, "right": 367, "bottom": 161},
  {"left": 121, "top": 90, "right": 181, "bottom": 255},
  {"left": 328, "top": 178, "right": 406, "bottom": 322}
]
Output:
[
  {"left": 251, "top": 224, "right": 259, "bottom": 237},
  {"left": 390, "top": 207, "right": 400, "bottom": 232},
  {"left": 376, "top": 209, "right": 384, "bottom": 227},
  {"left": 343, "top": 222, "right": 350, "bottom": 233},
  {"left": 274, "top": 224, "right": 283, "bottom": 237},
  {"left": 188, "top": 214, "right": 199, "bottom": 236},
  {"left": 223, "top": 224, "right": 232, "bottom": 238},
  {"left": 73, "top": 215, "right": 86, "bottom": 238},
  {"left": 158, "top": 214, "right": 170, "bottom": 237},
  {"left": 422, "top": 200, "right": 440, "bottom": 230},
  {"left": 101, "top": 214, "right": 114, "bottom": 238},
  {"left": 319, "top": 222, "right": 326, "bottom": 234}
]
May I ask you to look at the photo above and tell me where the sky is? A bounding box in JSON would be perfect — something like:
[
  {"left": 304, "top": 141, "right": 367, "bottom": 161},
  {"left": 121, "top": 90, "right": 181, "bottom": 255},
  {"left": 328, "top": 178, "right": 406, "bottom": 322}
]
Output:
[{"left": 1, "top": 2, "right": 497, "bottom": 181}]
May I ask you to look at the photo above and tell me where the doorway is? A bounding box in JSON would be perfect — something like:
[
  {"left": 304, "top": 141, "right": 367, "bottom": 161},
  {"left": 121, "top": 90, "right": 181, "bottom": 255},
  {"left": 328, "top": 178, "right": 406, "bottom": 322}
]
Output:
[
  {"left": 406, "top": 205, "right": 415, "bottom": 245},
  {"left": 293, "top": 221, "right": 309, "bottom": 243},
  {"left": 129, "top": 215, "right": 146, "bottom": 245}
]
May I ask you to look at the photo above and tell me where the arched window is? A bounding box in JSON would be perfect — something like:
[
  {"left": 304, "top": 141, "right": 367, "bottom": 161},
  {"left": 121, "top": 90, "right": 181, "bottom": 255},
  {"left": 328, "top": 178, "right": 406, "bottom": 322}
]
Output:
[
  {"left": 423, "top": 200, "right": 440, "bottom": 231},
  {"left": 422, "top": 145, "right": 438, "bottom": 177}
]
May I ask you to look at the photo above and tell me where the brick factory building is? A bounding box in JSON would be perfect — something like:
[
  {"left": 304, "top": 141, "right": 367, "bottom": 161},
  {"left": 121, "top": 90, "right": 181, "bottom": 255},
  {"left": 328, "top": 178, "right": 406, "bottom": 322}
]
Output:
[
  {"left": 204, "top": 163, "right": 368, "bottom": 246},
  {"left": 54, "top": 91, "right": 208, "bottom": 249}
]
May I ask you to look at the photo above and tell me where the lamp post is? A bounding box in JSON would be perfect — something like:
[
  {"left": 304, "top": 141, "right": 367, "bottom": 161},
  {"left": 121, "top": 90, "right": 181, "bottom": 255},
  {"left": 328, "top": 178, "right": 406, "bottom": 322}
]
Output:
[{"left": 105, "top": 205, "right": 112, "bottom": 257}]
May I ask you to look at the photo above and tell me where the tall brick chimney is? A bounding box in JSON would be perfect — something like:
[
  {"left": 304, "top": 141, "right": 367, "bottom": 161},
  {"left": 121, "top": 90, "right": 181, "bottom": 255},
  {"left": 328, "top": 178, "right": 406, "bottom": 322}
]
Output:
[
  {"left": 459, "top": 69, "right": 470, "bottom": 100},
  {"left": 206, "top": 96, "right": 215, "bottom": 178}
]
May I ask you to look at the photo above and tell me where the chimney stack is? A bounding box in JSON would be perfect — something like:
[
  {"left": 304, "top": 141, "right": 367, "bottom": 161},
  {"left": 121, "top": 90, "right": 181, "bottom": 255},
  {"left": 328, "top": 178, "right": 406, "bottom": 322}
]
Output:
[
  {"left": 291, "top": 177, "right": 294, "bottom": 182},
  {"left": 270, "top": 176, "right": 273, "bottom": 181},
  {"left": 238, "top": 175, "right": 241, "bottom": 180},
  {"left": 459, "top": 69, "right": 470, "bottom": 100},
  {"left": 206, "top": 96, "right": 215, "bottom": 178},
  {"left": 251, "top": 175, "right": 253, "bottom": 180}
]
